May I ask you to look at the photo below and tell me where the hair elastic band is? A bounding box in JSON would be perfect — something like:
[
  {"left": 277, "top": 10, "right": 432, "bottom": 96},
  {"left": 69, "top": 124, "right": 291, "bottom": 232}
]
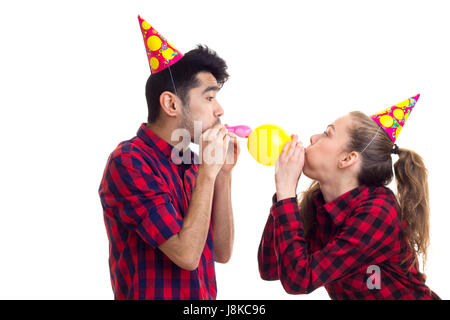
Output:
[{"left": 391, "top": 144, "right": 400, "bottom": 155}]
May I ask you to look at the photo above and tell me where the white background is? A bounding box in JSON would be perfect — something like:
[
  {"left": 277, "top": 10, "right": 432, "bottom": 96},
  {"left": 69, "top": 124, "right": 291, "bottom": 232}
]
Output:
[{"left": 0, "top": 0, "right": 449, "bottom": 299}]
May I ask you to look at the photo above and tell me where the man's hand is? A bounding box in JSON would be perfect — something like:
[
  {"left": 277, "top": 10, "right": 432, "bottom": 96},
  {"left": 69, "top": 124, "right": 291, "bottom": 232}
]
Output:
[
  {"left": 199, "top": 123, "right": 230, "bottom": 179},
  {"left": 220, "top": 128, "right": 240, "bottom": 174}
]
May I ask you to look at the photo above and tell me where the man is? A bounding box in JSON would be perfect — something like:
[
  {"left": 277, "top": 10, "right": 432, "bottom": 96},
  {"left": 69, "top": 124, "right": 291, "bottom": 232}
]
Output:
[{"left": 98, "top": 16, "right": 239, "bottom": 299}]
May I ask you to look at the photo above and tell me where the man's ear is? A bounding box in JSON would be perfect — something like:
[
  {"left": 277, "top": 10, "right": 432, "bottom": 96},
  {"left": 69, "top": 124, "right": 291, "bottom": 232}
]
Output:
[
  {"left": 159, "top": 91, "right": 179, "bottom": 117},
  {"left": 338, "top": 151, "right": 359, "bottom": 169}
]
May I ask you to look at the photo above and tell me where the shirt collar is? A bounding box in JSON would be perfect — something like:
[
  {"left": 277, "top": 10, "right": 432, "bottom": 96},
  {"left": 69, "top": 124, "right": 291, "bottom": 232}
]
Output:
[
  {"left": 314, "top": 185, "right": 368, "bottom": 226},
  {"left": 137, "top": 123, "right": 198, "bottom": 166}
]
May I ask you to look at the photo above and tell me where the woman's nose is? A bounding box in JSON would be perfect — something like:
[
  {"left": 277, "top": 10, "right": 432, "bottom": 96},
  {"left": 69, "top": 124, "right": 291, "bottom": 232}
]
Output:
[{"left": 310, "top": 134, "right": 318, "bottom": 145}]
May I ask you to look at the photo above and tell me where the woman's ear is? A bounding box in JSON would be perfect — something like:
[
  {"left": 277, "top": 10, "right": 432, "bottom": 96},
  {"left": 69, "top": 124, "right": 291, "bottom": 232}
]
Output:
[
  {"left": 159, "top": 91, "right": 179, "bottom": 117},
  {"left": 338, "top": 151, "right": 359, "bottom": 169}
]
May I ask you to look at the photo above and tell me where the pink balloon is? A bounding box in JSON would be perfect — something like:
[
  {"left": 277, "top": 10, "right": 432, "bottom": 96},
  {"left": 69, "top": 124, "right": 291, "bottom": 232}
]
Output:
[{"left": 224, "top": 125, "right": 253, "bottom": 138}]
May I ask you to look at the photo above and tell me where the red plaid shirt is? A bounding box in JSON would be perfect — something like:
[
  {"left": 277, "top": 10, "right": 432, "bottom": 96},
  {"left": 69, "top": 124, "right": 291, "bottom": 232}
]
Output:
[
  {"left": 99, "top": 123, "right": 216, "bottom": 300},
  {"left": 258, "top": 185, "right": 440, "bottom": 299}
]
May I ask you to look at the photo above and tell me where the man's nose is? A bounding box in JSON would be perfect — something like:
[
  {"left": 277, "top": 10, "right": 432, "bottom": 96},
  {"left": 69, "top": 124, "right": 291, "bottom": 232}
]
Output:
[
  {"left": 214, "top": 103, "right": 224, "bottom": 118},
  {"left": 310, "top": 135, "right": 317, "bottom": 145}
]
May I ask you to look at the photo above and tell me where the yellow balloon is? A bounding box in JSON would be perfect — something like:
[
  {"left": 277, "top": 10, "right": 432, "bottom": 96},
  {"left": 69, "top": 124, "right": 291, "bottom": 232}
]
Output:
[{"left": 247, "top": 124, "right": 291, "bottom": 166}]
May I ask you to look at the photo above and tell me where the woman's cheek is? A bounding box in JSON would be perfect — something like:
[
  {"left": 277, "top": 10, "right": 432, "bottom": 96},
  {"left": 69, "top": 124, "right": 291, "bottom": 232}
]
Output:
[
  {"left": 302, "top": 153, "right": 315, "bottom": 178},
  {"left": 304, "top": 148, "right": 315, "bottom": 169}
]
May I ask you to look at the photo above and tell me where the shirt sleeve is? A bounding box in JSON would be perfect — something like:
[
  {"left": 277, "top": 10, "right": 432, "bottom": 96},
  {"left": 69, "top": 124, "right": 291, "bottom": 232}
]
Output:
[
  {"left": 100, "top": 152, "right": 182, "bottom": 248},
  {"left": 257, "top": 194, "right": 279, "bottom": 280},
  {"left": 271, "top": 195, "right": 398, "bottom": 294}
]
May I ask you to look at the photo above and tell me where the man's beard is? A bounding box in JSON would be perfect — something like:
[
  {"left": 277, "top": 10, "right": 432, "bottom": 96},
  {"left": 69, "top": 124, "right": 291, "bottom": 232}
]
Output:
[
  {"left": 213, "top": 117, "right": 221, "bottom": 126},
  {"left": 181, "top": 104, "right": 221, "bottom": 143},
  {"left": 180, "top": 103, "right": 197, "bottom": 143}
]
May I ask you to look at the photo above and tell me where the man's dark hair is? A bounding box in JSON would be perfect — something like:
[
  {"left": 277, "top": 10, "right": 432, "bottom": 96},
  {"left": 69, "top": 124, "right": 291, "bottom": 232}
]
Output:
[{"left": 145, "top": 45, "right": 229, "bottom": 123}]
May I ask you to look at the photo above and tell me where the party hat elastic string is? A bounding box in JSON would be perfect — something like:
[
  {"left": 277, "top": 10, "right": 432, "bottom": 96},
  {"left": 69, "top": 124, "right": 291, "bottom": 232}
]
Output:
[
  {"left": 361, "top": 125, "right": 381, "bottom": 154},
  {"left": 168, "top": 65, "right": 178, "bottom": 96}
]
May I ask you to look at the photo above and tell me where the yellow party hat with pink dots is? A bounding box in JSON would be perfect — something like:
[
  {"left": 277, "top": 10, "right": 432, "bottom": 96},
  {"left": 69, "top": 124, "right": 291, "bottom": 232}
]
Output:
[
  {"left": 138, "top": 15, "right": 183, "bottom": 74},
  {"left": 370, "top": 94, "right": 420, "bottom": 143}
]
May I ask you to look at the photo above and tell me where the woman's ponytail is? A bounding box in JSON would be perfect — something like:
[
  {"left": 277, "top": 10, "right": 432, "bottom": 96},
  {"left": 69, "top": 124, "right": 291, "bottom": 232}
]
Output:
[{"left": 394, "top": 148, "right": 430, "bottom": 271}]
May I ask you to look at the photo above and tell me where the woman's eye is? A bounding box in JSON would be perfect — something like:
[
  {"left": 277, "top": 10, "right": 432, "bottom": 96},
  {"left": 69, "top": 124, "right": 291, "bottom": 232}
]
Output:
[
  {"left": 207, "top": 97, "right": 214, "bottom": 101},
  {"left": 323, "top": 131, "right": 328, "bottom": 137}
]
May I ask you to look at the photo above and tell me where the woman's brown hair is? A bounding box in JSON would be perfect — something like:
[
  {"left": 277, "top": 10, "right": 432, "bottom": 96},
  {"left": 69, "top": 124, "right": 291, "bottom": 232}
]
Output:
[{"left": 298, "top": 111, "right": 430, "bottom": 272}]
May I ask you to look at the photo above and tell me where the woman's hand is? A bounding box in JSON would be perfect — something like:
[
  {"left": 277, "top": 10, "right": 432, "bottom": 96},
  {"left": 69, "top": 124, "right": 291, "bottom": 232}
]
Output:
[{"left": 275, "top": 135, "right": 305, "bottom": 201}]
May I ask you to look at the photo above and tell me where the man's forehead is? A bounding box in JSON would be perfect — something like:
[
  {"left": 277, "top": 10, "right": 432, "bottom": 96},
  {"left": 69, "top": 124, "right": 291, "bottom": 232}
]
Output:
[
  {"left": 196, "top": 71, "right": 218, "bottom": 87},
  {"left": 193, "top": 72, "right": 219, "bottom": 95}
]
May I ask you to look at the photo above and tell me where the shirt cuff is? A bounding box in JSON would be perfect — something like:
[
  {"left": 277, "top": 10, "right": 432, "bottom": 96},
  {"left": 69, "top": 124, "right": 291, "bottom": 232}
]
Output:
[
  {"left": 270, "top": 195, "right": 300, "bottom": 220},
  {"left": 272, "top": 193, "right": 298, "bottom": 204}
]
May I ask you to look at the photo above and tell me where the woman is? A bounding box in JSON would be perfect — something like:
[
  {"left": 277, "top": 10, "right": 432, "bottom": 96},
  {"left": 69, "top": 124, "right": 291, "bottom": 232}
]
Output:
[{"left": 258, "top": 96, "right": 440, "bottom": 299}]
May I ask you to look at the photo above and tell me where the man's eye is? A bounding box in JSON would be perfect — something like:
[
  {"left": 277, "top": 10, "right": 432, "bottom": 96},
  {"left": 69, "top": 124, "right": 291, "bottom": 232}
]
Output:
[
  {"left": 207, "top": 97, "right": 214, "bottom": 101},
  {"left": 323, "top": 131, "right": 329, "bottom": 136}
]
